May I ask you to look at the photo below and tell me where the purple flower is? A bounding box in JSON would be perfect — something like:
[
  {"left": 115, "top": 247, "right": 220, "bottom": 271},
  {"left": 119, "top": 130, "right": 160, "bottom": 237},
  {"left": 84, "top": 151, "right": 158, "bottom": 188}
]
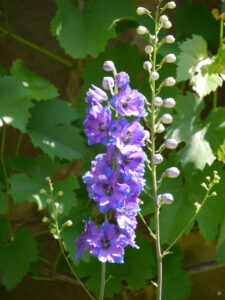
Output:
[
  {"left": 83, "top": 105, "right": 112, "bottom": 145},
  {"left": 110, "top": 85, "right": 147, "bottom": 117},
  {"left": 118, "top": 149, "right": 146, "bottom": 176},
  {"left": 87, "top": 221, "right": 128, "bottom": 263},
  {"left": 92, "top": 171, "right": 130, "bottom": 211},
  {"left": 85, "top": 85, "right": 108, "bottom": 106},
  {"left": 111, "top": 118, "right": 149, "bottom": 151},
  {"left": 115, "top": 72, "right": 130, "bottom": 88}
]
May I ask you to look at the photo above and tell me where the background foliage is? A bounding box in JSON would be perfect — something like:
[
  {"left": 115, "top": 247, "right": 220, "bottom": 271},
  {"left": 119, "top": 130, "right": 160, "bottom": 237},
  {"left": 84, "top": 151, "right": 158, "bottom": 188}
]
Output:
[{"left": 0, "top": 0, "right": 224, "bottom": 299}]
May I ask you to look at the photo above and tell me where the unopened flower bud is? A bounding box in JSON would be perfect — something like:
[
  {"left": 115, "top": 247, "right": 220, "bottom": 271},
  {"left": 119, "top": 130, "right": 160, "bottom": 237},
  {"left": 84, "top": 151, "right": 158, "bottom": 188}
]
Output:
[
  {"left": 102, "top": 77, "right": 114, "bottom": 90},
  {"left": 163, "top": 98, "right": 176, "bottom": 108},
  {"left": 158, "top": 193, "right": 174, "bottom": 205},
  {"left": 50, "top": 228, "right": 56, "bottom": 234},
  {"left": 145, "top": 45, "right": 154, "bottom": 54},
  {"left": 201, "top": 182, "right": 208, "bottom": 190},
  {"left": 40, "top": 189, "right": 46, "bottom": 194},
  {"left": 167, "top": 1, "right": 176, "bottom": 9},
  {"left": 164, "top": 54, "right": 176, "bottom": 63},
  {"left": 155, "top": 123, "right": 165, "bottom": 133},
  {"left": 103, "top": 61, "right": 115, "bottom": 72},
  {"left": 150, "top": 35, "right": 158, "bottom": 44},
  {"left": 163, "top": 20, "right": 172, "bottom": 29},
  {"left": 153, "top": 154, "right": 164, "bottom": 164},
  {"left": 153, "top": 96, "right": 163, "bottom": 107},
  {"left": 160, "top": 15, "right": 169, "bottom": 23},
  {"left": 42, "top": 217, "right": 50, "bottom": 223},
  {"left": 54, "top": 202, "right": 60, "bottom": 209},
  {"left": 164, "top": 77, "right": 176, "bottom": 87},
  {"left": 161, "top": 114, "right": 173, "bottom": 124},
  {"left": 206, "top": 176, "right": 211, "bottom": 182},
  {"left": 46, "top": 198, "right": 51, "bottom": 204},
  {"left": 150, "top": 71, "right": 159, "bottom": 80},
  {"left": 115, "top": 72, "right": 130, "bottom": 88},
  {"left": 164, "top": 167, "right": 180, "bottom": 178},
  {"left": 194, "top": 202, "right": 201, "bottom": 212},
  {"left": 62, "top": 220, "right": 73, "bottom": 227},
  {"left": 143, "top": 61, "right": 152, "bottom": 72},
  {"left": 136, "top": 7, "right": 149, "bottom": 15},
  {"left": 164, "top": 35, "right": 175, "bottom": 44},
  {"left": 165, "top": 138, "right": 178, "bottom": 149},
  {"left": 211, "top": 191, "right": 217, "bottom": 196},
  {"left": 57, "top": 191, "right": 64, "bottom": 197},
  {"left": 137, "top": 26, "right": 149, "bottom": 35}
]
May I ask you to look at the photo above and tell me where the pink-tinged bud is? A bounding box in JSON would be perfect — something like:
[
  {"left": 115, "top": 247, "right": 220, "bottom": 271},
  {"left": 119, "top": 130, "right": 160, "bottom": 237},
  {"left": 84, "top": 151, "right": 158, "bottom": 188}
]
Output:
[
  {"left": 158, "top": 193, "right": 174, "bottom": 205},
  {"left": 103, "top": 61, "right": 115, "bottom": 72},
  {"left": 145, "top": 45, "right": 154, "bottom": 54},
  {"left": 102, "top": 77, "right": 114, "bottom": 90},
  {"left": 163, "top": 20, "right": 172, "bottom": 29},
  {"left": 161, "top": 114, "right": 173, "bottom": 124},
  {"left": 165, "top": 138, "right": 178, "bottom": 149},
  {"left": 137, "top": 26, "right": 149, "bottom": 35},
  {"left": 153, "top": 97, "right": 163, "bottom": 107},
  {"left": 163, "top": 98, "right": 176, "bottom": 108},
  {"left": 164, "top": 35, "right": 175, "bottom": 44},
  {"left": 164, "top": 54, "right": 176, "bottom": 63},
  {"left": 136, "top": 7, "right": 149, "bottom": 15},
  {"left": 143, "top": 61, "right": 152, "bottom": 72},
  {"left": 164, "top": 167, "right": 180, "bottom": 178},
  {"left": 155, "top": 123, "right": 165, "bottom": 133},
  {"left": 153, "top": 154, "right": 163, "bottom": 164},
  {"left": 150, "top": 71, "right": 159, "bottom": 80},
  {"left": 167, "top": 1, "right": 176, "bottom": 9}
]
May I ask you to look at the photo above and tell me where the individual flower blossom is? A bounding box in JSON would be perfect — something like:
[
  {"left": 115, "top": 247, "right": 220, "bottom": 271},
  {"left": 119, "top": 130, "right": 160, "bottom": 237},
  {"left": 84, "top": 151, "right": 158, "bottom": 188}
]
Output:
[
  {"left": 111, "top": 118, "right": 149, "bottom": 151},
  {"left": 83, "top": 105, "right": 112, "bottom": 145},
  {"left": 75, "top": 218, "right": 96, "bottom": 260},
  {"left": 92, "top": 171, "right": 130, "bottom": 211},
  {"left": 118, "top": 149, "right": 146, "bottom": 176},
  {"left": 87, "top": 221, "right": 129, "bottom": 263},
  {"left": 115, "top": 72, "right": 130, "bottom": 88},
  {"left": 85, "top": 85, "right": 108, "bottom": 106},
  {"left": 110, "top": 85, "right": 147, "bottom": 117}
]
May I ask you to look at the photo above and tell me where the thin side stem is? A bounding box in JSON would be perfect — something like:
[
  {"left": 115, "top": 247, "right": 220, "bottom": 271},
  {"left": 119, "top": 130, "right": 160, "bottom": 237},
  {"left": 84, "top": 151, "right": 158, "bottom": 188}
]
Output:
[
  {"left": 163, "top": 187, "right": 211, "bottom": 255},
  {"left": 99, "top": 263, "right": 106, "bottom": 300},
  {"left": 220, "top": 19, "right": 224, "bottom": 48},
  {"left": 15, "top": 132, "right": 23, "bottom": 157},
  {"left": 0, "top": 26, "right": 74, "bottom": 68},
  {"left": 138, "top": 212, "right": 156, "bottom": 239}
]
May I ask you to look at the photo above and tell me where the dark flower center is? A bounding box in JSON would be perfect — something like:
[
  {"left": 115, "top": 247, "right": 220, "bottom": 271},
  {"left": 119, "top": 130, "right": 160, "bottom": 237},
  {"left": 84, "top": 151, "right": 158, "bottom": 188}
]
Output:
[
  {"left": 123, "top": 155, "right": 132, "bottom": 164},
  {"left": 99, "top": 122, "right": 106, "bottom": 132},
  {"left": 103, "top": 184, "right": 114, "bottom": 196},
  {"left": 122, "top": 131, "right": 131, "bottom": 144},
  {"left": 101, "top": 238, "right": 110, "bottom": 249},
  {"left": 122, "top": 96, "right": 132, "bottom": 109}
]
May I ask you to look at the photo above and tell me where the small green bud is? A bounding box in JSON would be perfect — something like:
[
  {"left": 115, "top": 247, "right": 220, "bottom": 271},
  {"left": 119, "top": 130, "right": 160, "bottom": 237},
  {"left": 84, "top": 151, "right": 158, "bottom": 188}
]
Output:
[
  {"left": 62, "top": 220, "right": 73, "bottom": 227},
  {"left": 57, "top": 191, "right": 64, "bottom": 197},
  {"left": 40, "top": 189, "right": 46, "bottom": 194},
  {"left": 136, "top": 7, "right": 149, "bottom": 15},
  {"left": 167, "top": 1, "right": 176, "bottom": 9},
  {"left": 145, "top": 45, "right": 154, "bottom": 54},
  {"left": 42, "top": 217, "right": 50, "bottom": 223},
  {"left": 194, "top": 202, "right": 201, "bottom": 212},
  {"left": 54, "top": 202, "right": 60, "bottom": 209},
  {"left": 206, "top": 176, "right": 211, "bottom": 182},
  {"left": 137, "top": 26, "right": 149, "bottom": 35},
  {"left": 211, "top": 191, "right": 217, "bottom": 196},
  {"left": 46, "top": 198, "right": 51, "bottom": 204},
  {"left": 50, "top": 228, "right": 56, "bottom": 234},
  {"left": 201, "top": 182, "right": 208, "bottom": 190}
]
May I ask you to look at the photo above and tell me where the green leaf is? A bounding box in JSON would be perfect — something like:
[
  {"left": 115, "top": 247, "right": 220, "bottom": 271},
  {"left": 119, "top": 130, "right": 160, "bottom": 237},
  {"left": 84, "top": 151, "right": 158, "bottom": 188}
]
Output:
[
  {"left": 217, "top": 139, "right": 225, "bottom": 163},
  {"left": 176, "top": 35, "right": 222, "bottom": 98},
  {"left": 207, "top": 45, "right": 225, "bottom": 75},
  {"left": 163, "top": 246, "right": 192, "bottom": 300},
  {"left": 10, "top": 59, "right": 58, "bottom": 101},
  {"left": 204, "top": 107, "right": 225, "bottom": 154},
  {"left": 0, "top": 228, "right": 38, "bottom": 290},
  {"left": 222, "top": 1, "right": 225, "bottom": 13},
  {"left": 166, "top": 92, "right": 215, "bottom": 170},
  {"left": 9, "top": 174, "right": 47, "bottom": 209},
  {"left": 217, "top": 240, "right": 225, "bottom": 264},
  {"left": 26, "top": 99, "right": 85, "bottom": 160},
  {"left": 218, "top": 217, "right": 225, "bottom": 246},
  {"left": 77, "top": 237, "right": 156, "bottom": 297},
  {"left": 0, "top": 192, "right": 8, "bottom": 214},
  {"left": 0, "top": 76, "right": 33, "bottom": 132},
  {"left": 175, "top": 3, "right": 219, "bottom": 47},
  {"left": 51, "top": 0, "right": 136, "bottom": 59}
]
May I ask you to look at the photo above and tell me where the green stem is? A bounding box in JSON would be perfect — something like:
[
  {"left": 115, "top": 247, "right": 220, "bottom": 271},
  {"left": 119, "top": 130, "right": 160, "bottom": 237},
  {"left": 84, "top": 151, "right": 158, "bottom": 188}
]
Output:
[
  {"left": 213, "top": 89, "right": 218, "bottom": 109},
  {"left": 33, "top": 229, "right": 50, "bottom": 237},
  {"left": 0, "top": 121, "right": 13, "bottom": 240},
  {"left": 99, "top": 263, "right": 106, "bottom": 300},
  {"left": 15, "top": 132, "right": 23, "bottom": 157},
  {"left": 163, "top": 187, "right": 211, "bottom": 255},
  {"left": 32, "top": 275, "right": 54, "bottom": 281},
  {"left": 0, "top": 26, "right": 74, "bottom": 68},
  {"left": 52, "top": 251, "right": 62, "bottom": 278},
  {"left": 220, "top": 19, "right": 224, "bottom": 48}
]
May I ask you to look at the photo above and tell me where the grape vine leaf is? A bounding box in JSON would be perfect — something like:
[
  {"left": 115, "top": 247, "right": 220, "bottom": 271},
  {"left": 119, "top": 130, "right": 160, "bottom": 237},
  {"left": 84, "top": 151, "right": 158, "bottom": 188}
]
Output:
[
  {"left": 176, "top": 35, "right": 222, "bottom": 98},
  {"left": 51, "top": 0, "right": 136, "bottom": 59},
  {"left": 0, "top": 192, "right": 8, "bottom": 214},
  {"left": 76, "top": 237, "right": 156, "bottom": 297},
  {"left": 0, "top": 227, "right": 38, "bottom": 290},
  {"left": 10, "top": 59, "right": 58, "bottom": 101},
  {"left": 207, "top": 45, "right": 225, "bottom": 75},
  {"left": 163, "top": 246, "right": 192, "bottom": 300},
  {"left": 217, "top": 140, "right": 225, "bottom": 164},
  {"left": 26, "top": 99, "right": 84, "bottom": 160},
  {"left": 175, "top": 3, "right": 219, "bottom": 47},
  {"left": 0, "top": 76, "right": 33, "bottom": 132},
  {"left": 218, "top": 217, "right": 225, "bottom": 247},
  {"left": 166, "top": 92, "right": 215, "bottom": 170}
]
